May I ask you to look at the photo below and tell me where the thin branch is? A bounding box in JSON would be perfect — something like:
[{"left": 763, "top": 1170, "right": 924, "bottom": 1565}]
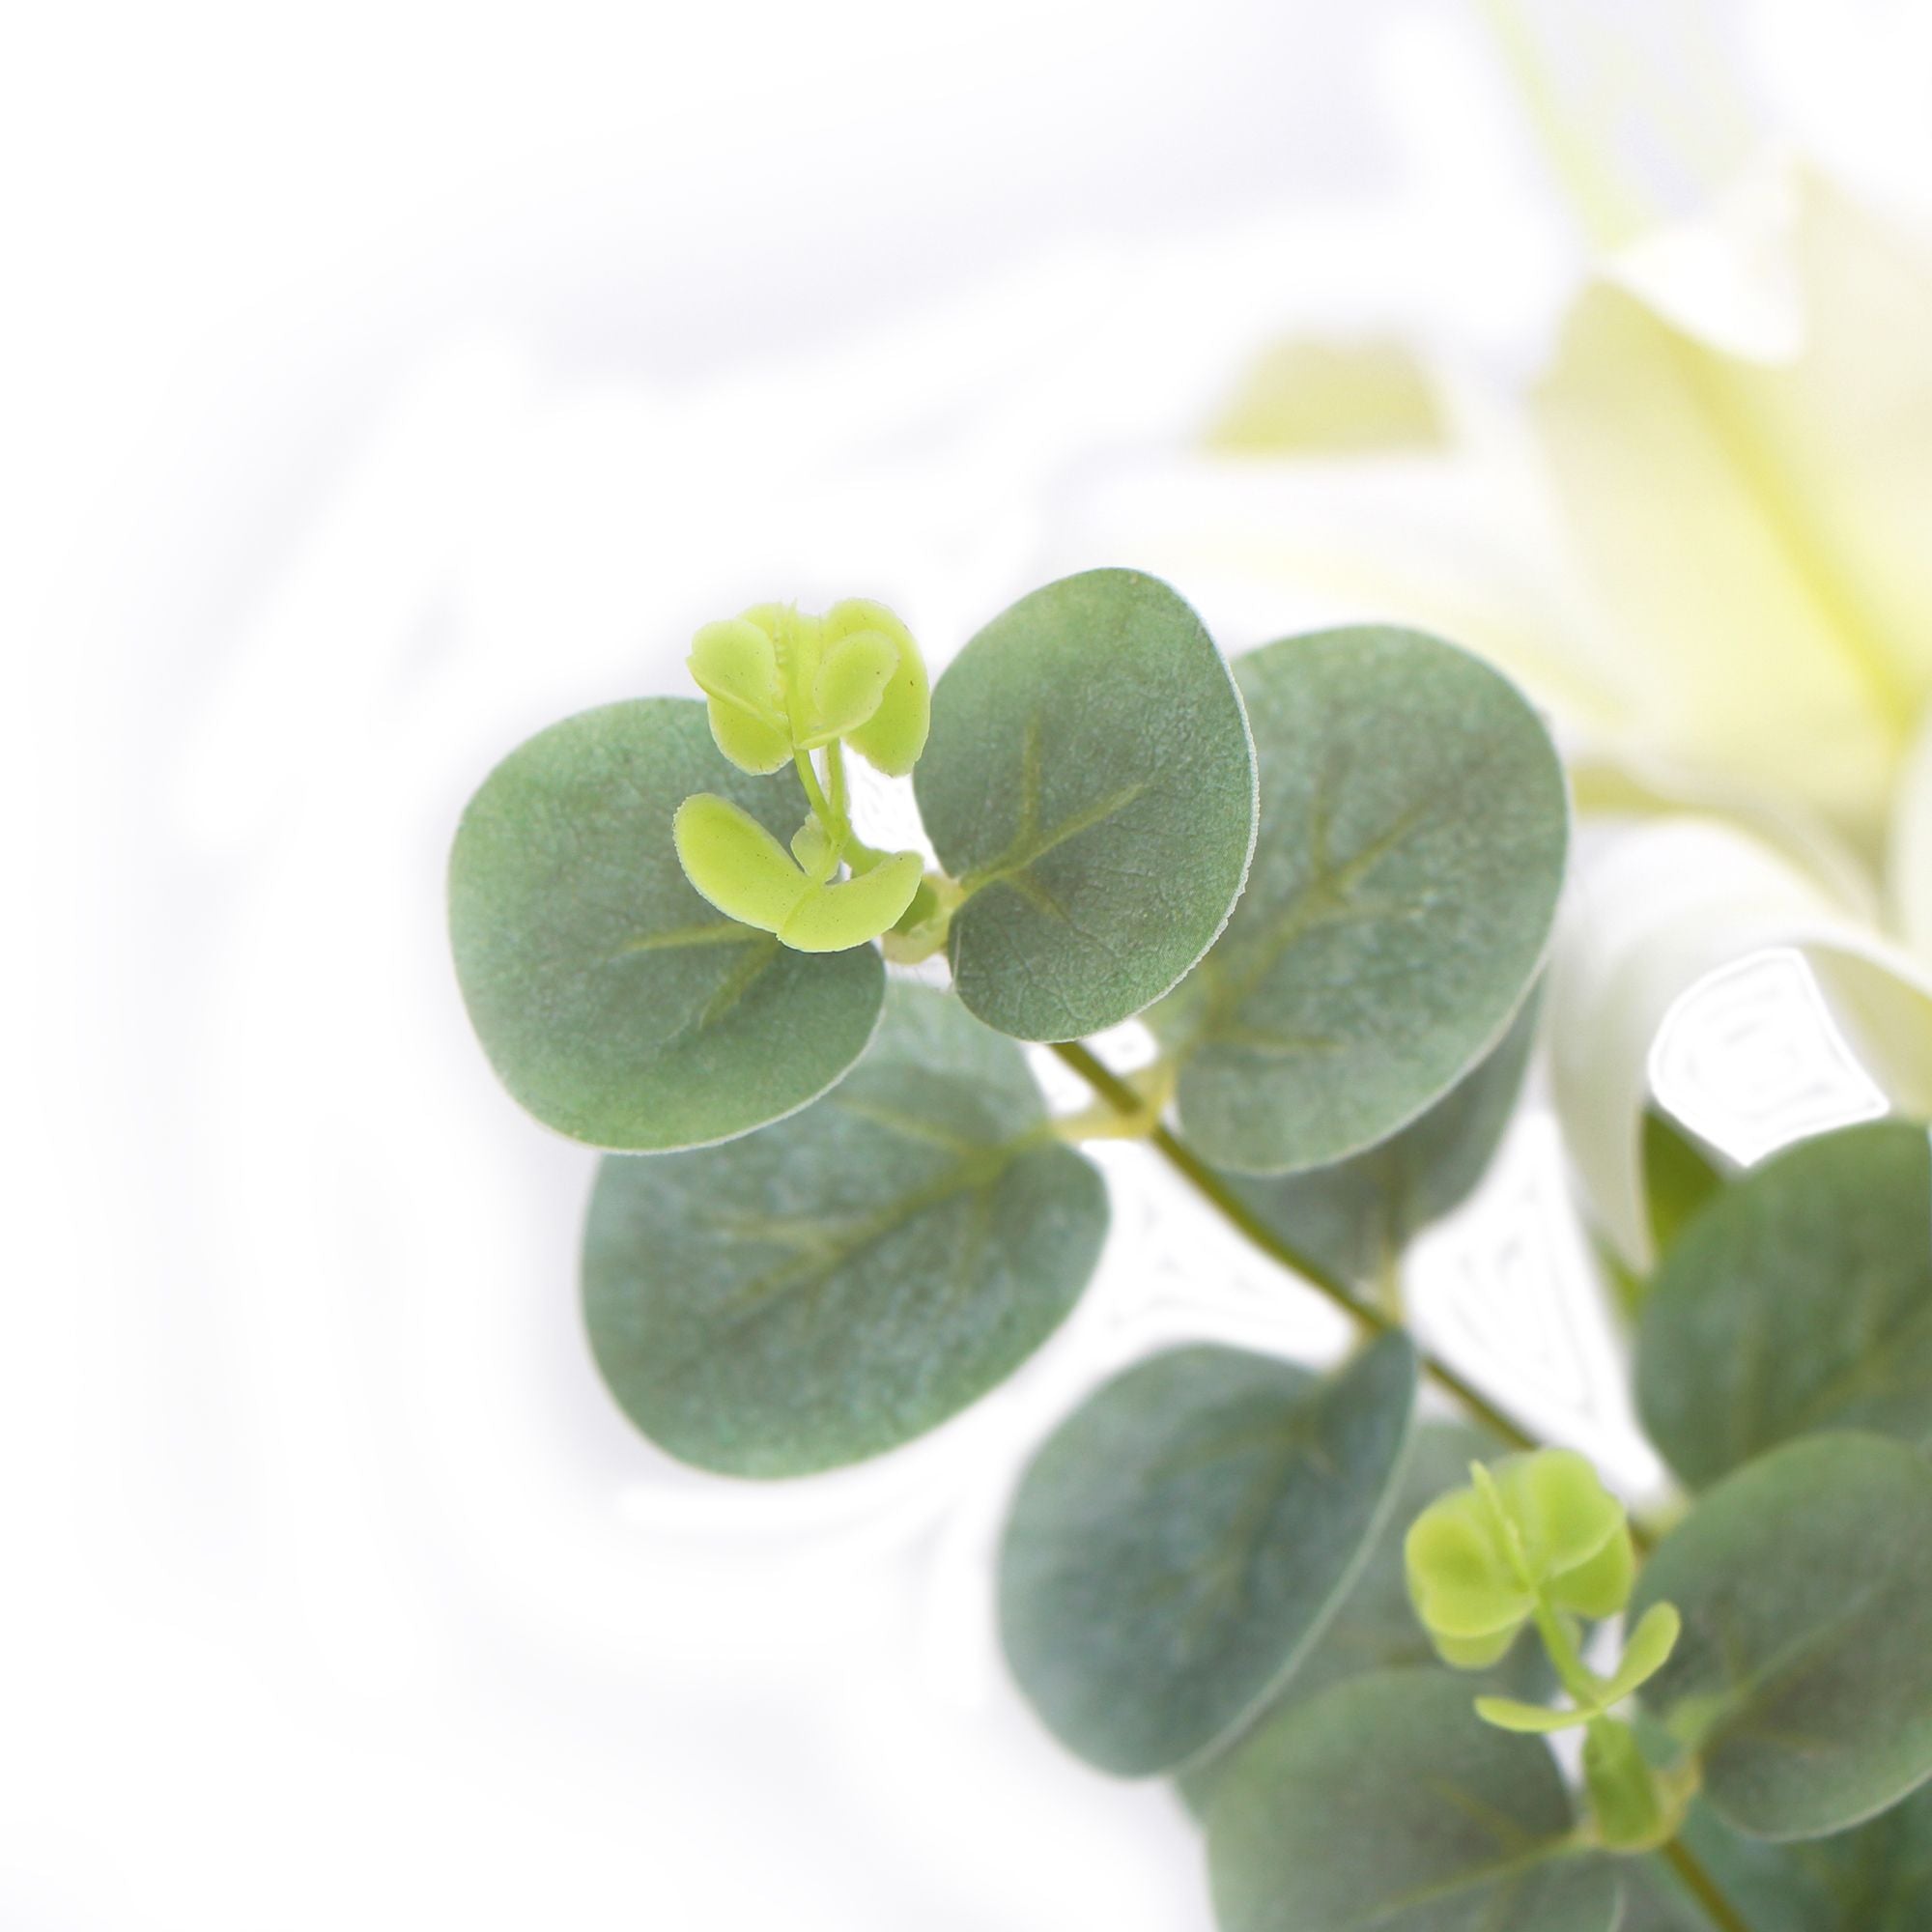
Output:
[
  {"left": 1660, "top": 1835, "right": 1752, "bottom": 1932},
  {"left": 1049, "top": 1037, "right": 1538, "bottom": 1454}
]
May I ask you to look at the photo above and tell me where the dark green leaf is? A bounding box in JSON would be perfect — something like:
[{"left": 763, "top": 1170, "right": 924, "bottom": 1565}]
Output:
[
  {"left": 998, "top": 1334, "right": 1416, "bottom": 1776},
  {"left": 914, "top": 568, "right": 1257, "bottom": 1041},
  {"left": 1633, "top": 1432, "right": 1932, "bottom": 1840},
  {"left": 1638, "top": 1121, "right": 1932, "bottom": 1487},
  {"left": 581, "top": 981, "right": 1107, "bottom": 1476},
  {"left": 1151, "top": 626, "right": 1567, "bottom": 1174},
  {"left": 1221, "top": 990, "right": 1540, "bottom": 1293},
  {"left": 1206, "top": 1669, "right": 1619, "bottom": 1932},
  {"left": 449, "top": 698, "right": 883, "bottom": 1151}
]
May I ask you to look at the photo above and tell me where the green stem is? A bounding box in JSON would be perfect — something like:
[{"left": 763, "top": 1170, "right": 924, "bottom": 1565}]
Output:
[
  {"left": 1048, "top": 1039, "right": 1536, "bottom": 1454},
  {"left": 1529, "top": 1596, "right": 1602, "bottom": 1710},
  {"left": 795, "top": 744, "right": 870, "bottom": 884},
  {"left": 1660, "top": 1836, "right": 1752, "bottom": 1932},
  {"left": 792, "top": 747, "right": 838, "bottom": 832}
]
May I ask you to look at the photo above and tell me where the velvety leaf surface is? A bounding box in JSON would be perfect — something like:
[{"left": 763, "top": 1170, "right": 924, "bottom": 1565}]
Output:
[
  {"left": 914, "top": 568, "right": 1257, "bottom": 1041},
  {"left": 581, "top": 982, "right": 1106, "bottom": 1476},
  {"left": 1221, "top": 991, "right": 1539, "bottom": 1292},
  {"left": 449, "top": 698, "right": 882, "bottom": 1150},
  {"left": 1638, "top": 1121, "right": 1932, "bottom": 1486},
  {"left": 998, "top": 1334, "right": 1415, "bottom": 1776},
  {"left": 1633, "top": 1432, "right": 1932, "bottom": 1840},
  {"left": 1206, "top": 1669, "right": 1619, "bottom": 1932},
  {"left": 1153, "top": 626, "right": 1567, "bottom": 1174}
]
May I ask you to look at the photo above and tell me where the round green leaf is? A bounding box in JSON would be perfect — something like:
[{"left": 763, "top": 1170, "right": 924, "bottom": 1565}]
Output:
[
  {"left": 1633, "top": 1432, "right": 1932, "bottom": 1840},
  {"left": 914, "top": 568, "right": 1258, "bottom": 1041},
  {"left": 1222, "top": 990, "right": 1539, "bottom": 1293},
  {"left": 1151, "top": 626, "right": 1568, "bottom": 1174},
  {"left": 1206, "top": 1669, "right": 1619, "bottom": 1932},
  {"left": 998, "top": 1333, "right": 1416, "bottom": 1776},
  {"left": 581, "top": 981, "right": 1107, "bottom": 1476},
  {"left": 448, "top": 698, "right": 883, "bottom": 1151},
  {"left": 1638, "top": 1121, "right": 1932, "bottom": 1488}
]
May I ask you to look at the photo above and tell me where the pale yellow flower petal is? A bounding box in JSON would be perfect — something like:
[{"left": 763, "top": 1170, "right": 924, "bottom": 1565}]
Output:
[
  {"left": 1065, "top": 449, "right": 1629, "bottom": 734},
  {"left": 1892, "top": 708, "right": 1932, "bottom": 957},
  {"left": 1204, "top": 339, "right": 1444, "bottom": 457},
  {"left": 1533, "top": 174, "right": 1932, "bottom": 839}
]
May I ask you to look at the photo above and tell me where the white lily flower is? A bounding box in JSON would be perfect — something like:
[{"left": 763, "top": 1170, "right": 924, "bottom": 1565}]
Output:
[{"left": 1071, "top": 133, "right": 1932, "bottom": 1264}]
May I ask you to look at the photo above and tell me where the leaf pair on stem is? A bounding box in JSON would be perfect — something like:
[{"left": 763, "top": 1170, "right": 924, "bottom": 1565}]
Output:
[{"left": 675, "top": 599, "right": 930, "bottom": 952}]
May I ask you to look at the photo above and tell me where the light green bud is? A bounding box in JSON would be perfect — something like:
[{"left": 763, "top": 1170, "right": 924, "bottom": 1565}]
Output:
[
  {"left": 673, "top": 794, "right": 923, "bottom": 952},
  {"left": 1404, "top": 1449, "right": 1635, "bottom": 1668},
  {"left": 686, "top": 599, "right": 929, "bottom": 777}
]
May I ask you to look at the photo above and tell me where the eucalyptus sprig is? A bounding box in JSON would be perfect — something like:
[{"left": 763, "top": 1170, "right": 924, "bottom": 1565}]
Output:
[{"left": 447, "top": 566, "right": 1932, "bottom": 1932}]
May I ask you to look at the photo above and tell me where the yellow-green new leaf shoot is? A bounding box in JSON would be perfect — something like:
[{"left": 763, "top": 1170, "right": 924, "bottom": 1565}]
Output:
[
  {"left": 1405, "top": 1494, "right": 1534, "bottom": 1646},
  {"left": 1491, "top": 1450, "right": 1628, "bottom": 1587},
  {"left": 675, "top": 795, "right": 922, "bottom": 952},
  {"left": 1433, "top": 1624, "right": 1525, "bottom": 1671},
  {"left": 1549, "top": 1522, "right": 1636, "bottom": 1622},
  {"left": 1473, "top": 1695, "right": 1592, "bottom": 1735},
  {"left": 805, "top": 628, "right": 897, "bottom": 748},
  {"left": 826, "top": 598, "right": 929, "bottom": 775},
  {"left": 1600, "top": 1602, "right": 1681, "bottom": 1706},
  {"left": 1406, "top": 1449, "right": 1636, "bottom": 1672},
  {"left": 673, "top": 793, "right": 811, "bottom": 933},
  {"left": 688, "top": 617, "right": 792, "bottom": 774},
  {"left": 779, "top": 850, "right": 924, "bottom": 952}
]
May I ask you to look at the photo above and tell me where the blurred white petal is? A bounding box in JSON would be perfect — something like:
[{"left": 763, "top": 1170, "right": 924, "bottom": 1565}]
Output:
[
  {"left": 1893, "top": 708, "right": 1932, "bottom": 958},
  {"left": 1533, "top": 170, "right": 1932, "bottom": 839},
  {"left": 1606, "top": 151, "right": 1805, "bottom": 360},
  {"left": 1548, "top": 817, "right": 1932, "bottom": 1266},
  {"left": 1062, "top": 433, "right": 1629, "bottom": 730}
]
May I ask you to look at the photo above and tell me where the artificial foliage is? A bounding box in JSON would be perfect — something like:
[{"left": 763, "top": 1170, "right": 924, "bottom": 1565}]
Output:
[{"left": 448, "top": 567, "right": 1932, "bottom": 1932}]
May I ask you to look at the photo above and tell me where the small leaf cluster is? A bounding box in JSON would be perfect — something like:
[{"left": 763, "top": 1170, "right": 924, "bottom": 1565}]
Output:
[
  {"left": 676, "top": 600, "right": 930, "bottom": 952},
  {"left": 446, "top": 565, "right": 1932, "bottom": 1932},
  {"left": 1407, "top": 1450, "right": 1684, "bottom": 1849},
  {"left": 1406, "top": 1450, "right": 1640, "bottom": 1673}
]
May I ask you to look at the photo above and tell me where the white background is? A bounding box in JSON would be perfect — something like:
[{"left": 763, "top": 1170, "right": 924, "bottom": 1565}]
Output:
[{"left": 3, "top": 3, "right": 1924, "bottom": 1925}]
